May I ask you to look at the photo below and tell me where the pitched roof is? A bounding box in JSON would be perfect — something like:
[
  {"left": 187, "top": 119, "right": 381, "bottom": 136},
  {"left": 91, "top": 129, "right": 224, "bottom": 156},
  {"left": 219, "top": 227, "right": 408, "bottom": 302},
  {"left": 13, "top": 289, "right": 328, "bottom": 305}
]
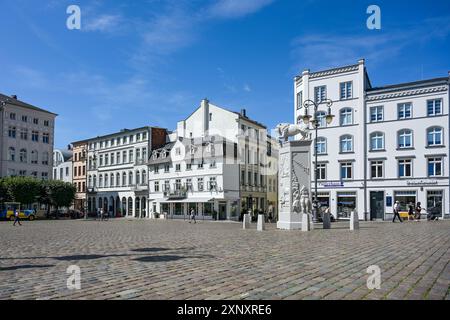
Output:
[{"left": 0, "top": 93, "right": 57, "bottom": 116}]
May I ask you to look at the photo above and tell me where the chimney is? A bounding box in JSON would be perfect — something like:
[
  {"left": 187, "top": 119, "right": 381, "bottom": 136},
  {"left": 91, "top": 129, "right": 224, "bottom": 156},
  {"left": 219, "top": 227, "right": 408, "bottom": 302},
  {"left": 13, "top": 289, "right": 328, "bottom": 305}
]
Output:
[
  {"left": 11, "top": 95, "right": 17, "bottom": 100},
  {"left": 202, "top": 98, "right": 209, "bottom": 136},
  {"left": 241, "top": 109, "right": 247, "bottom": 117}
]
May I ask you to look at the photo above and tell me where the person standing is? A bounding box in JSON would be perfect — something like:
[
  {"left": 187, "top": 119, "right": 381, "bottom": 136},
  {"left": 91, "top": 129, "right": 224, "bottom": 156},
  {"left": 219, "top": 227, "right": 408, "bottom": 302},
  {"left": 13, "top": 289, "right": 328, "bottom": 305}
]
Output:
[
  {"left": 414, "top": 202, "right": 423, "bottom": 221},
  {"left": 189, "top": 208, "right": 196, "bottom": 224},
  {"left": 393, "top": 201, "right": 403, "bottom": 223},
  {"left": 100, "top": 208, "right": 104, "bottom": 221},
  {"left": 13, "top": 208, "right": 22, "bottom": 226},
  {"left": 408, "top": 202, "right": 415, "bottom": 221}
]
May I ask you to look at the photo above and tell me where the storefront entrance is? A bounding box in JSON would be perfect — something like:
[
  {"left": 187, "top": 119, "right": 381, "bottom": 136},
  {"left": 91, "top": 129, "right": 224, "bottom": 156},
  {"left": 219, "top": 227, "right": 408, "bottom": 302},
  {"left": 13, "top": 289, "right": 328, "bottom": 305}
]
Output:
[
  {"left": 218, "top": 202, "right": 227, "bottom": 220},
  {"left": 427, "top": 190, "right": 443, "bottom": 217},
  {"left": 370, "top": 191, "right": 384, "bottom": 220},
  {"left": 337, "top": 192, "right": 356, "bottom": 219},
  {"left": 394, "top": 191, "right": 416, "bottom": 211}
]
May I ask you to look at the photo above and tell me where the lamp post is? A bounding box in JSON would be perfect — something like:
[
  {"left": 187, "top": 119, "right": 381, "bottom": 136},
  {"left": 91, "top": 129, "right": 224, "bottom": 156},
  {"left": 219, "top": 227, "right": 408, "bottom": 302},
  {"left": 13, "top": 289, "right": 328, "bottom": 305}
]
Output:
[{"left": 301, "top": 98, "right": 334, "bottom": 224}]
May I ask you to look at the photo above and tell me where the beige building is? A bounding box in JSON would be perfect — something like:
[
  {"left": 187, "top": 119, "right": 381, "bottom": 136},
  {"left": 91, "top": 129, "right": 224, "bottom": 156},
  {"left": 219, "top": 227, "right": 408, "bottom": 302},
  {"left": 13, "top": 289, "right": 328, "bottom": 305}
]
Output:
[
  {"left": 0, "top": 94, "right": 57, "bottom": 179},
  {"left": 72, "top": 141, "right": 87, "bottom": 212}
]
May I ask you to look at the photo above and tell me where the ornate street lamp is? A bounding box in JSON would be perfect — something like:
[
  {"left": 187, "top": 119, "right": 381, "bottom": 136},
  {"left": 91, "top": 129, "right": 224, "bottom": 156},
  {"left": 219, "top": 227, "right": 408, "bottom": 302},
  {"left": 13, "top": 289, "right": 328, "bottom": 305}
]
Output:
[{"left": 302, "top": 98, "right": 334, "bottom": 224}]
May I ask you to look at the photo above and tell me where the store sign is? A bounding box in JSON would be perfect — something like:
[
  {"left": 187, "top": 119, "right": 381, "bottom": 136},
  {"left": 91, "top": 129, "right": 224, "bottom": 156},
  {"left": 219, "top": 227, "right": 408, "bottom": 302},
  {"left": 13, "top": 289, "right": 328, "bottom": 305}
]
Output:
[
  {"left": 406, "top": 180, "right": 438, "bottom": 186},
  {"left": 320, "top": 182, "right": 344, "bottom": 188}
]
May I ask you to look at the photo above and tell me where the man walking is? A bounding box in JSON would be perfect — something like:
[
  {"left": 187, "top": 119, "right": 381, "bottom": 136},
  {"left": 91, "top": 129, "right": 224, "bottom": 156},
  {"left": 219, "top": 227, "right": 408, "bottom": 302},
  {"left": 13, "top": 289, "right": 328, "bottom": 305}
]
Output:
[
  {"left": 13, "top": 208, "right": 22, "bottom": 226},
  {"left": 189, "top": 208, "right": 196, "bottom": 224},
  {"left": 393, "top": 201, "right": 403, "bottom": 223}
]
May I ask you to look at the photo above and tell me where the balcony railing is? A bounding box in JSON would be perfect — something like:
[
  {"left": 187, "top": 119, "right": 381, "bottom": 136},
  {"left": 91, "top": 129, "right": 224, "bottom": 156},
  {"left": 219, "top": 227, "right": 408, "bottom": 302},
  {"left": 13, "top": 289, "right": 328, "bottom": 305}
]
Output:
[
  {"left": 164, "top": 189, "right": 187, "bottom": 199},
  {"left": 132, "top": 183, "right": 149, "bottom": 191}
]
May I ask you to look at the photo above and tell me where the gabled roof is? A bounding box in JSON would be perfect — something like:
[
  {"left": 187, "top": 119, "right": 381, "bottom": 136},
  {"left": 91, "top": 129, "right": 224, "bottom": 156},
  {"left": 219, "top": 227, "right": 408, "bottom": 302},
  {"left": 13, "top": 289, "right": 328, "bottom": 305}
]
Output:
[{"left": 0, "top": 93, "right": 57, "bottom": 116}]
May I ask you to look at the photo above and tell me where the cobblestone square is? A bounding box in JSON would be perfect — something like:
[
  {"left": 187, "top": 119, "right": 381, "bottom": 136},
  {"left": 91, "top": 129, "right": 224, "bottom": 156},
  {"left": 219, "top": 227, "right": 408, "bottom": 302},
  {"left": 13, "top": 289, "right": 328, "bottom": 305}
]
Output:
[{"left": 0, "top": 219, "right": 449, "bottom": 300}]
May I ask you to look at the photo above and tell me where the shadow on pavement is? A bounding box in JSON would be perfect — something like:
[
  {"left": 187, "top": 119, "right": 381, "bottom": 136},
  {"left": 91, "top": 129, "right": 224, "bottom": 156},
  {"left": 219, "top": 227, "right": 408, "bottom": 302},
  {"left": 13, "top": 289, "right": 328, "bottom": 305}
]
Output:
[{"left": 0, "top": 264, "right": 54, "bottom": 271}]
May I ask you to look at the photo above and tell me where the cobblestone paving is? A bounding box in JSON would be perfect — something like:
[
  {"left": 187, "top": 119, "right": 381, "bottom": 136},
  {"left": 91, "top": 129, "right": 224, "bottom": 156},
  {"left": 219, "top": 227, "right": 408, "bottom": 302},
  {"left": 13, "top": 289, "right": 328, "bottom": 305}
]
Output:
[{"left": 0, "top": 219, "right": 449, "bottom": 300}]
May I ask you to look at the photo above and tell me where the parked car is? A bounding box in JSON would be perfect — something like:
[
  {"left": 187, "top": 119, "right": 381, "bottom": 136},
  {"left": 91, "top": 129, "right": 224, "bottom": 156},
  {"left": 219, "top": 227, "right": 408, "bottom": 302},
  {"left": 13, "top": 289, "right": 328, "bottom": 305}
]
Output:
[{"left": 68, "top": 209, "right": 84, "bottom": 219}]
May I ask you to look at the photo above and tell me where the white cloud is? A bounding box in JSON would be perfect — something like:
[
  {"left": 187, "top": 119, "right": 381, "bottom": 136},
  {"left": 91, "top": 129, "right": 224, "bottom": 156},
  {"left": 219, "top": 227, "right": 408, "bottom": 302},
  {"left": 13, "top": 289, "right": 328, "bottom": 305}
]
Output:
[
  {"left": 243, "top": 84, "right": 252, "bottom": 92},
  {"left": 208, "top": 0, "right": 274, "bottom": 19},
  {"left": 83, "top": 14, "right": 123, "bottom": 33}
]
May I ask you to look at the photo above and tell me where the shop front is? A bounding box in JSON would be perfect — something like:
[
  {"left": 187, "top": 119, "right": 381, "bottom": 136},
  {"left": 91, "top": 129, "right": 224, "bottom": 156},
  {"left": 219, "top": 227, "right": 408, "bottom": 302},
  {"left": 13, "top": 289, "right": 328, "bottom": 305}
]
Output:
[{"left": 336, "top": 192, "right": 357, "bottom": 219}]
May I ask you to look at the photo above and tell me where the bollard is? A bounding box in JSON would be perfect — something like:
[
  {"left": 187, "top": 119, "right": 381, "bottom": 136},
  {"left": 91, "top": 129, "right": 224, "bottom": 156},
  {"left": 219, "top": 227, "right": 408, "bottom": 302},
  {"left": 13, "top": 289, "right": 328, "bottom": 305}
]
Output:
[
  {"left": 301, "top": 213, "right": 311, "bottom": 232},
  {"left": 323, "top": 212, "right": 331, "bottom": 229},
  {"left": 350, "top": 211, "right": 359, "bottom": 230},
  {"left": 257, "top": 214, "right": 265, "bottom": 231},
  {"left": 243, "top": 214, "right": 251, "bottom": 229}
]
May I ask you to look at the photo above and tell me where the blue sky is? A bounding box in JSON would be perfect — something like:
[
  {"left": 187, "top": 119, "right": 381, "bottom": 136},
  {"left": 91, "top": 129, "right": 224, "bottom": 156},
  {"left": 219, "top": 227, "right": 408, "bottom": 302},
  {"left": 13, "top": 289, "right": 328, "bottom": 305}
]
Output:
[{"left": 1, "top": 0, "right": 449, "bottom": 149}]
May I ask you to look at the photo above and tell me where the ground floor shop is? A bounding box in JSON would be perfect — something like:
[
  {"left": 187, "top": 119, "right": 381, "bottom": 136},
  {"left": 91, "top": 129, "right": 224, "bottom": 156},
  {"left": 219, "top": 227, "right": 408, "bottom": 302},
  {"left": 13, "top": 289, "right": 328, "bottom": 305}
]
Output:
[
  {"left": 150, "top": 198, "right": 240, "bottom": 221},
  {"left": 87, "top": 192, "right": 148, "bottom": 218}
]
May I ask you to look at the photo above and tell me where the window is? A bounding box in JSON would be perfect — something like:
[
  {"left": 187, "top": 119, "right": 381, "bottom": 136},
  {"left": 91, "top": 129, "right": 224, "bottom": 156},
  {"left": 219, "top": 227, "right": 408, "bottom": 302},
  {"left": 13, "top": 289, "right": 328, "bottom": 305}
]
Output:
[
  {"left": 340, "top": 135, "right": 353, "bottom": 153},
  {"left": 209, "top": 177, "right": 217, "bottom": 191},
  {"left": 128, "top": 171, "right": 133, "bottom": 185},
  {"left": 370, "top": 132, "right": 384, "bottom": 150},
  {"left": 370, "top": 106, "right": 383, "bottom": 122},
  {"left": 110, "top": 174, "right": 114, "bottom": 187},
  {"left": 19, "top": 149, "right": 27, "bottom": 163},
  {"left": 371, "top": 160, "right": 383, "bottom": 178},
  {"left": 398, "top": 129, "right": 413, "bottom": 148},
  {"left": 135, "top": 171, "right": 140, "bottom": 185},
  {"left": 41, "top": 172, "right": 49, "bottom": 180},
  {"left": 122, "top": 172, "right": 127, "bottom": 186},
  {"left": 42, "top": 152, "right": 49, "bottom": 165},
  {"left": 116, "top": 152, "right": 120, "bottom": 164},
  {"left": 316, "top": 137, "right": 327, "bottom": 154},
  {"left": 340, "top": 81, "right": 352, "bottom": 100},
  {"left": 99, "top": 155, "right": 104, "bottom": 166},
  {"left": 8, "top": 126, "right": 16, "bottom": 138},
  {"left": 340, "top": 162, "right": 352, "bottom": 180},
  {"left": 122, "top": 151, "right": 127, "bottom": 163},
  {"left": 19, "top": 170, "right": 27, "bottom": 177},
  {"left": 20, "top": 128, "right": 28, "bottom": 140},
  {"left": 142, "top": 148, "right": 147, "bottom": 161},
  {"left": 175, "top": 164, "right": 181, "bottom": 172},
  {"left": 398, "top": 159, "right": 412, "bottom": 178},
  {"left": 340, "top": 108, "right": 353, "bottom": 126},
  {"left": 32, "top": 131, "right": 39, "bottom": 142},
  {"left": 427, "top": 99, "right": 442, "bottom": 116},
  {"left": 296, "top": 91, "right": 303, "bottom": 109},
  {"left": 99, "top": 175, "right": 104, "bottom": 188},
  {"left": 142, "top": 170, "right": 147, "bottom": 184},
  {"left": 210, "top": 160, "right": 216, "bottom": 168},
  {"left": 143, "top": 132, "right": 147, "bottom": 140},
  {"left": 198, "top": 162, "right": 204, "bottom": 169},
  {"left": 398, "top": 103, "right": 412, "bottom": 119},
  {"left": 314, "top": 86, "right": 326, "bottom": 103},
  {"left": 8, "top": 147, "right": 15, "bottom": 161},
  {"left": 105, "top": 154, "right": 109, "bottom": 166},
  {"left": 22, "top": 115, "right": 27, "bottom": 122},
  {"left": 10, "top": 113, "right": 16, "bottom": 120},
  {"left": 427, "top": 127, "right": 443, "bottom": 146},
  {"left": 164, "top": 180, "right": 170, "bottom": 192},
  {"left": 198, "top": 178, "right": 204, "bottom": 191},
  {"left": 316, "top": 111, "right": 327, "bottom": 128},
  {"left": 186, "top": 163, "right": 192, "bottom": 170},
  {"left": 31, "top": 150, "right": 38, "bottom": 164},
  {"left": 428, "top": 157, "right": 442, "bottom": 177},
  {"left": 164, "top": 164, "right": 170, "bottom": 173},
  {"left": 154, "top": 165, "right": 159, "bottom": 174},
  {"left": 209, "top": 113, "right": 212, "bottom": 121},
  {"left": 316, "top": 163, "right": 326, "bottom": 180},
  {"left": 130, "top": 135, "right": 135, "bottom": 143},
  {"left": 110, "top": 153, "right": 115, "bottom": 165},
  {"left": 129, "top": 150, "right": 134, "bottom": 162},
  {"left": 44, "top": 120, "right": 49, "bottom": 127},
  {"left": 43, "top": 133, "right": 50, "bottom": 144},
  {"left": 154, "top": 181, "right": 160, "bottom": 192}
]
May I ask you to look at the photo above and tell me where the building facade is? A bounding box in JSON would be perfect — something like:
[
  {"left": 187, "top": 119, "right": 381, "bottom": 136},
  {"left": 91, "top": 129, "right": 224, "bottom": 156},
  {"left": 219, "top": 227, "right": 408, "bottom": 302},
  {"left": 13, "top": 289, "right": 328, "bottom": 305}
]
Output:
[
  {"left": 294, "top": 60, "right": 449, "bottom": 220},
  {"left": 0, "top": 94, "right": 57, "bottom": 180},
  {"left": 72, "top": 141, "right": 87, "bottom": 212},
  {"left": 52, "top": 147, "right": 73, "bottom": 183},
  {"left": 148, "top": 99, "right": 276, "bottom": 221},
  {"left": 80, "top": 126, "right": 167, "bottom": 217}
]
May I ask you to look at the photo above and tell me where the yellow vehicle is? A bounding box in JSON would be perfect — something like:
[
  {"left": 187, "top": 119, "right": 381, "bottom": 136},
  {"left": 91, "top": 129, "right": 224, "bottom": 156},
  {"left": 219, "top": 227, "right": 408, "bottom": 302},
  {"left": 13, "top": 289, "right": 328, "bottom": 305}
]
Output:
[{"left": 0, "top": 202, "right": 36, "bottom": 221}]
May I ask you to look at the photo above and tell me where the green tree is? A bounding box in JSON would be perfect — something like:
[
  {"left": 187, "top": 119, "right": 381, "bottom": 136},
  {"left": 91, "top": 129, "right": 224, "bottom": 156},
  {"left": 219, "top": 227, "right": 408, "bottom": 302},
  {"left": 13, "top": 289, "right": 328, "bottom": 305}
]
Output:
[
  {"left": 1, "top": 176, "right": 40, "bottom": 205},
  {"left": 0, "top": 178, "right": 12, "bottom": 202},
  {"left": 48, "top": 180, "right": 76, "bottom": 209}
]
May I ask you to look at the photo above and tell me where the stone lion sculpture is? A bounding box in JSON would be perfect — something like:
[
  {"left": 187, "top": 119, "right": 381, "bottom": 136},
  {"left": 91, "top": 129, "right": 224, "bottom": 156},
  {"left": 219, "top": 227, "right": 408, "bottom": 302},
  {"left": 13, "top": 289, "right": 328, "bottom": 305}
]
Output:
[{"left": 276, "top": 122, "right": 310, "bottom": 145}]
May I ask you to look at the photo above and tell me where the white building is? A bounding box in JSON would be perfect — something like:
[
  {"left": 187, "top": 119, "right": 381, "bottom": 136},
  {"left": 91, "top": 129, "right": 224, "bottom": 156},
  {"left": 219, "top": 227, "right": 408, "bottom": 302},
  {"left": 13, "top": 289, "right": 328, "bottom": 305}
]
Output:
[
  {"left": 79, "top": 126, "right": 167, "bottom": 217},
  {"left": 294, "top": 60, "right": 449, "bottom": 220},
  {"left": 52, "top": 147, "right": 73, "bottom": 183},
  {"left": 0, "top": 94, "right": 57, "bottom": 180},
  {"left": 148, "top": 99, "right": 276, "bottom": 221}
]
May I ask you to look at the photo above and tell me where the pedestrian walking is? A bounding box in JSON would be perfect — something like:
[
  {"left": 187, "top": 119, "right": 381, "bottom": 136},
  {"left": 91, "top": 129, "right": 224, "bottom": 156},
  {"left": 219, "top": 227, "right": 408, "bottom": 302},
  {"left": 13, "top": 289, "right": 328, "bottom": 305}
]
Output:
[
  {"left": 267, "top": 206, "right": 273, "bottom": 223},
  {"left": 13, "top": 208, "right": 22, "bottom": 226},
  {"left": 392, "top": 201, "right": 403, "bottom": 223},
  {"left": 189, "top": 208, "right": 196, "bottom": 224},
  {"left": 407, "top": 202, "right": 415, "bottom": 221},
  {"left": 100, "top": 208, "right": 104, "bottom": 221},
  {"left": 414, "top": 202, "right": 423, "bottom": 221}
]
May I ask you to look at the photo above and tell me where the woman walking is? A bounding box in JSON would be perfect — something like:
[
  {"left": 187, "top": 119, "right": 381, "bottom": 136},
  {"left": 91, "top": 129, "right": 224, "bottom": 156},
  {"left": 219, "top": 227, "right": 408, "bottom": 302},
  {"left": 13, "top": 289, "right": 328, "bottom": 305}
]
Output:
[
  {"left": 393, "top": 201, "right": 403, "bottom": 223},
  {"left": 414, "top": 202, "right": 423, "bottom": 221}
]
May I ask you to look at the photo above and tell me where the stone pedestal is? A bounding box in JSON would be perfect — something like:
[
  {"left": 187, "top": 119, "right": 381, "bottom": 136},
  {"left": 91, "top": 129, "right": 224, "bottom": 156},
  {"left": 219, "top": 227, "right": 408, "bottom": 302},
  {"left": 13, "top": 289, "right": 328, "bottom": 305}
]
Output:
[
  {"left": 243, "top": 214, "right": 251, "bottom": 229},
  {"left": 301, "top": 214, "right": 311, "bottom": 231},
  {"left": 350, "top": 211, "right": 359, "bottom": 230},
  {"left": 322, "top": 212, "right": 331, "bottom": 229},
  {"left": 257, "top": 214, "right": 265, "bottom": 231},
  {"left": 160, "top": 213, "right": 166, "bottom": 220},
  {"left": 277, "top": 140, "right": 312, "bottom": 230}
]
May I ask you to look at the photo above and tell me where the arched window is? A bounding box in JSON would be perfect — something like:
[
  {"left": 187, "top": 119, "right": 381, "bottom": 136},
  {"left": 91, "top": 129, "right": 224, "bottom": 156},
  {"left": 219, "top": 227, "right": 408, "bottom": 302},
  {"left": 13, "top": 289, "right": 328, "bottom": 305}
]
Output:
[
  {"left": 122, "top": 172, "right": 127, "bottom": 186},
  {"left": 110, "top": 173, "right": 114, "bottom": 187},
  {"left": 340, "top": 135, "right": 353, "bottom": 153},
  {"left": 8, "top": 147, "right": 15, "bottom": 161},
  {"left": 370, "top": 132, "right": 384, "bottom": 150},
  {"left": 316, "top": 137, "right": 327, "bottom": 154},
  {"left": 136, "top": 170, "right": 140, "bottom": 185},
  {"left": 398, "top": 129, "right": 413, "bottom": 148},
  {"left": 142, "top": 170, "right": 147, "bottom": 185},
  {"left": 99, "top": 174, "right": 103, "bottom": 188},
  {"left": 88, "top": 175, "right": 92, "bottom": 188},
  {"left": 19, "top": 149, "right": 27, "bottom": 163},
  {"left": 340, "top": 108, "right": 353, "bottom": 126},
  {"left": 93, "top": 175, "right": 97, "bottom": 187},
  {"left": 116, "top": 173, "right": 120, "bottom": 186},
  {"left": 31, "top": 150, "right": 38, "bottom": 164},
  {"left": 316, "top": 111, "right": 327, "bottom": 128},
  {"left": 129, "top": 171, "right": 133, "bottom": 186},
  {"left": 427, "top": 127, "right": 443, "bottom": 146}
]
